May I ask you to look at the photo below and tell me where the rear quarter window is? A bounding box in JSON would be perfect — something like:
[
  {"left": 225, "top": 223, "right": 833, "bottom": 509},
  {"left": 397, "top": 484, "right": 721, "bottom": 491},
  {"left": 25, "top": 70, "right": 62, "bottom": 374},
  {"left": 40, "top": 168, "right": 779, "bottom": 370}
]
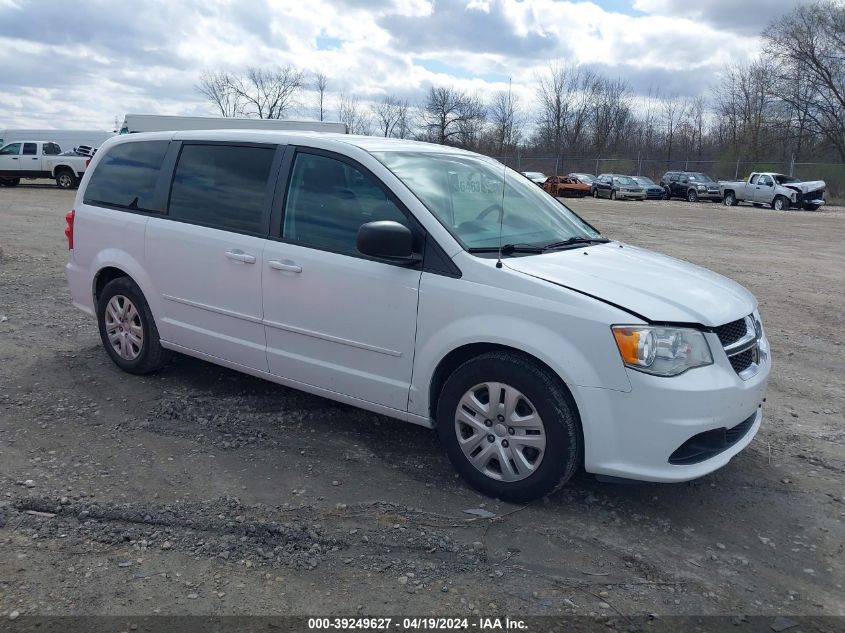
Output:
[{"left": 83, "top": 141, "right": 169, "bottom": 211}]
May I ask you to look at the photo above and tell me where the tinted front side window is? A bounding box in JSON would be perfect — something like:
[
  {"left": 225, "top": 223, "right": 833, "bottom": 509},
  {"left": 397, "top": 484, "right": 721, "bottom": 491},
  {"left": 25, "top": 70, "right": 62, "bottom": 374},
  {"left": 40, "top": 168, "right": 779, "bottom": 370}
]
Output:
[
  {"left": 168, "top": 144, "right": 275, "bottom": 235},
  {"left": 84, "top": 141, "right": 169, "bottom": 211},
  {"left": 282, "top": 152, "right": 408, "bottom": 255},
  {"left": 0, "top": 143, "right": 21, "bottom": 155}
]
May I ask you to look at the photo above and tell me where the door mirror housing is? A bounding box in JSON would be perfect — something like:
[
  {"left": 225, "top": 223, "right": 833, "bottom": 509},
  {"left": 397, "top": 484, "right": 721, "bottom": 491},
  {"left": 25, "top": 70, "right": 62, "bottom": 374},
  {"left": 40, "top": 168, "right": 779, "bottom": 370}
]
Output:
[{"left": 357, "top": 221, "right": 420, "bottom": 265}]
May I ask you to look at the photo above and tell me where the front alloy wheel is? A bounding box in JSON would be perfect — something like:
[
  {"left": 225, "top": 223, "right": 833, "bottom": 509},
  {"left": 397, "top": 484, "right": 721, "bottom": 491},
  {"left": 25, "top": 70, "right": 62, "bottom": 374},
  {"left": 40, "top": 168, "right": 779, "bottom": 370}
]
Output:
[{"left": 687, "top": 189, "right": 699, "bottom": 202}]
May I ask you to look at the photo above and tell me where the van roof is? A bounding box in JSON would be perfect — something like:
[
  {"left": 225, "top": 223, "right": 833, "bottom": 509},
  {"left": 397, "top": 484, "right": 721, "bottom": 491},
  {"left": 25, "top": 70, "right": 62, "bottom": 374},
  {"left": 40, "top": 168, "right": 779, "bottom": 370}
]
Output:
[{"left": 107, "top": 130, "right": 483, "bottom": 158}]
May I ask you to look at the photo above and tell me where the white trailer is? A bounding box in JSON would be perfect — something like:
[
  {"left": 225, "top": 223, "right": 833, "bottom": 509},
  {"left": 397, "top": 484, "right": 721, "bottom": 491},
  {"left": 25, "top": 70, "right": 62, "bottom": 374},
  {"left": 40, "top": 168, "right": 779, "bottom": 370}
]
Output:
[
  {"left": 0, "top": 129, "right": 112, "bottom": 150},
  {"left": 119, "top": 114, "right": 348, "bottom": 135}
]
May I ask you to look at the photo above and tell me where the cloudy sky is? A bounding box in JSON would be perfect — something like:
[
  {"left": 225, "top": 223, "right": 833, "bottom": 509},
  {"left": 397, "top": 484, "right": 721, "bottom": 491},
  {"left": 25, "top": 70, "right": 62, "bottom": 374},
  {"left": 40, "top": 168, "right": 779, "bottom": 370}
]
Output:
[{"left": 0, "top": 0, "right": 802, "bottom": 132}]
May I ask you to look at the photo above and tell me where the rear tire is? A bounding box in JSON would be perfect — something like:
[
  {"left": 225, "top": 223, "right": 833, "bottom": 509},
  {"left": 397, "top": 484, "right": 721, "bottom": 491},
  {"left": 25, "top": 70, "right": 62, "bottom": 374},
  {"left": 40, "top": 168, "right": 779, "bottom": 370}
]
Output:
[
  {"left": 97, "top": 277, "right": 170, "bottom": 375},
  {"left": 436, "top": 351, "right": 581, "bottom": 502},
  {"left": 55, "top": 170, "right": 77, "bottom": 189}
]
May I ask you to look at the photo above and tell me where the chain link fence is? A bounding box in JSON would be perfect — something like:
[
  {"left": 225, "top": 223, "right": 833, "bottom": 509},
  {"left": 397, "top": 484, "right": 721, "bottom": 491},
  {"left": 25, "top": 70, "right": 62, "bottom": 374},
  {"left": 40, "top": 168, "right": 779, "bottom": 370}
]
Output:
[{"left": 494, "top": 155, "right": 845, "bottom": 204}]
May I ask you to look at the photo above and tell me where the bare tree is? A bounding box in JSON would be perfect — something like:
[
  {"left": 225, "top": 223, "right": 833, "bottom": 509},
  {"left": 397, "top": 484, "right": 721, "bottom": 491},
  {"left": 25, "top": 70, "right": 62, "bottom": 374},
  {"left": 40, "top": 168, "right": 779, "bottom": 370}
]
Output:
[
  {"left": 421, "top": 86, "right": 485, "bottom": 146},
  {"left": 314, "top": 72, "right": 329, "bottom": 122},
  {"left": 231, "top": 66, "right": 305, "bottom": 119},
  {"left": 589, "top": 76, "right": 632, "bottom": 155},
  {"left": 338, "top": 93, "right": 372, "bottom": 135},
  {"left": 534, "top": 61, "right": 597, "bottom": 155},
  {"left": 661, "top": 95, "right": 686, "bottom": 163},
  {"left": 488, "top": 89, "right": 523, "bottom": 155},
  {"left": 196, "top": 70, "right": 241, "bottom": 117},
  {"left": 370, "top": 96, "right": 409, "bottom": 137},
  {"left": 764, "top": 0, "right": 845, "bottom": 161}
]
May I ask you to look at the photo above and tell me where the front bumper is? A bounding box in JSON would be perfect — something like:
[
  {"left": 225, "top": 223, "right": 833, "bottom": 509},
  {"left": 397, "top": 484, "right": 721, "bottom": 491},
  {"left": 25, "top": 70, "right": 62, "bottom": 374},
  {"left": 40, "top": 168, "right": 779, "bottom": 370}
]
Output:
[
  {"left": 619, "top": 191, "right": 646, "bottom": 200},
  {"left": 572, "top": 332, "right": 770, "bottom": 482}
]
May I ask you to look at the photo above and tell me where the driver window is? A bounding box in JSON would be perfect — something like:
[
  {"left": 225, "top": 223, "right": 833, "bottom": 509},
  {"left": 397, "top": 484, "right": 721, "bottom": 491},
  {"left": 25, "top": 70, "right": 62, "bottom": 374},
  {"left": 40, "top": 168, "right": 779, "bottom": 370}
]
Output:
[
  {"left": 283, "top": 152, "right": 408, "bottom": 256},
  {"left": 759, "top": 175, "right": 773, "bottom": 186}
]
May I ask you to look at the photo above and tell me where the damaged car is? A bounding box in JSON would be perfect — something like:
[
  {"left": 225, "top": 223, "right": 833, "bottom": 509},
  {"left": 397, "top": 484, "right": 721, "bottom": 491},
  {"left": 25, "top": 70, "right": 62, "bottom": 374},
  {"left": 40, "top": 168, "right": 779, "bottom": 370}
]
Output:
[{"left": 720, "top": 172, "right": 826, "bottom": 211}]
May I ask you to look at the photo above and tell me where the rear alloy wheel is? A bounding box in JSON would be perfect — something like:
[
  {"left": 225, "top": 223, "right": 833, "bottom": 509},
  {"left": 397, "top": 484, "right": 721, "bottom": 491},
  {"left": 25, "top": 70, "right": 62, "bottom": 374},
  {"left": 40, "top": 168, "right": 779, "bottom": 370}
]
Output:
[
  {"left": 687, "top": 189, "right": 699, "bottom": 203},
  {"left": 97, "top": 277, "right": 170, "bottom": 374},
  {"left": 772, "top": 196, "right": 789, "bottom": 211},
  {"left": 55, "top": 171, "right": 76, "bottom": 189},
  {"left": 436, "top": 352, "right": 580, "bottom": 502}
]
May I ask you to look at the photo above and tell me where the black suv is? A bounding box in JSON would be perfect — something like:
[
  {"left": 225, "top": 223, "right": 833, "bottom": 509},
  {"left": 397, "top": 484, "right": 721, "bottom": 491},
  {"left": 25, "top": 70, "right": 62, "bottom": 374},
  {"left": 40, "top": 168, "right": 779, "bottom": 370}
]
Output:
[{"left": 659, "top": 171, "right": 722, "bottom": 202}]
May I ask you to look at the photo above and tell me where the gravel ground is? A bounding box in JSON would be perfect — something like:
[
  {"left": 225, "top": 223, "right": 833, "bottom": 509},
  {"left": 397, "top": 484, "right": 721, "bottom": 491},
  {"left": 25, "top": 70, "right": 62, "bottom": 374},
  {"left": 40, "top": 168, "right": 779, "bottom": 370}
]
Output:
[{"left": 0, "top": 183, "right": 843, "bottom": 620}]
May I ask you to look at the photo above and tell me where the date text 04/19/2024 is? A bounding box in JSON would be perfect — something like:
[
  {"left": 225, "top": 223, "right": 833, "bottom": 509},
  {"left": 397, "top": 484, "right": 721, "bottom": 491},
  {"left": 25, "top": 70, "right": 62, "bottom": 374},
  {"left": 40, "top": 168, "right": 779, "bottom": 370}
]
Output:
[{"left": 307, "top": 617, "right": 528, "bottom": 630}]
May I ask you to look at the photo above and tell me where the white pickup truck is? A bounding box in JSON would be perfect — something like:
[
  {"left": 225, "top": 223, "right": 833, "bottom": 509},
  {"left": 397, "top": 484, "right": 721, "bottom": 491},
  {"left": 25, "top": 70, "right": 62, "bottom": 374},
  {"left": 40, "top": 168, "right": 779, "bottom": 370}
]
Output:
[
  {"left": 0, "top": 140, "right": 90, "bottom": 189},
  {"left": 719, "top": 172, "right": 826, "bottom": 211}
]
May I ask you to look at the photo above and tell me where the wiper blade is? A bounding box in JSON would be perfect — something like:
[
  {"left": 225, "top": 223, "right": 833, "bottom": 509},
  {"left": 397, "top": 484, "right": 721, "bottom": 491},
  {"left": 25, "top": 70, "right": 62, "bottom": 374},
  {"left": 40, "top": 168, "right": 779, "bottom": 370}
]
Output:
[
  {"left": 541, "top": 236, "right": 610, "bottom": 250},
  {"left": 467, "top": 243, "right": 545, "bottom": 255}
]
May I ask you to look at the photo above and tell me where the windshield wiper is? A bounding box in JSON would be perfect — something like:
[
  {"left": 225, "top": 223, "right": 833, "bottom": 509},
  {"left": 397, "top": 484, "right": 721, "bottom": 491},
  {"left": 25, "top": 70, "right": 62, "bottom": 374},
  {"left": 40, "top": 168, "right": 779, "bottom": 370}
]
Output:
[
  {"left": 468, "top": 237, "right": 609, "bottom": 256},
  {"left": 467, "top": 243, "right": 546, "bottom": 255},
  {"left": 541, "top": 236, "right": 610, "bottom": 250}
]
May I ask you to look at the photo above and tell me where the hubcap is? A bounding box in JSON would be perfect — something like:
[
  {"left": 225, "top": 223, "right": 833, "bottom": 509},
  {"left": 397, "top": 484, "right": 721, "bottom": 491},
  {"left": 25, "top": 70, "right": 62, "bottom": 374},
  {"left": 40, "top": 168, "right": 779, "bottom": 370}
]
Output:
[
  {"left": 104, "top": 295, "right": 143, "bottom": 361},
  {"left": 59, "top": 175, "right": 71, "bottom": 187},
  {"left": 454, "top": 382, "right": 546, "bottom": 482}
]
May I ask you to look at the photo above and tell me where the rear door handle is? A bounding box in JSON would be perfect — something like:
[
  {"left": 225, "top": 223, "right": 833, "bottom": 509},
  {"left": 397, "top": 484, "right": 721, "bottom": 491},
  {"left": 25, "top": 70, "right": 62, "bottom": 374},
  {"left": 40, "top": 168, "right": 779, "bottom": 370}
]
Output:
[
  {"left": 225, "top": 250, "right": 256, "bottom": 264},
  {"left": 268, "top": 260, "right": 302, "bottom": 273}
]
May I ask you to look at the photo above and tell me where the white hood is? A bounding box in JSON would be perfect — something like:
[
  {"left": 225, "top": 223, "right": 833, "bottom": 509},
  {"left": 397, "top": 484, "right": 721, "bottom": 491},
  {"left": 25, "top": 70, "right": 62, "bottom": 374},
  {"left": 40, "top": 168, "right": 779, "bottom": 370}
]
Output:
[
  {"left": 505, "top": 243, "right": 756, "bottom": 326},
  {"left": 785, "top": 180, "right": 825, "bottom": 193}
]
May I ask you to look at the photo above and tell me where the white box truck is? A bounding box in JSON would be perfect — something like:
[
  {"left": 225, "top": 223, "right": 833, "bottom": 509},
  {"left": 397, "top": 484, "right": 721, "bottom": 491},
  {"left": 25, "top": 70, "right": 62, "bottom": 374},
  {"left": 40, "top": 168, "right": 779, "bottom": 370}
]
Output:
[{"left": 119, "top": 114, "right": 348, "bottom": 135}]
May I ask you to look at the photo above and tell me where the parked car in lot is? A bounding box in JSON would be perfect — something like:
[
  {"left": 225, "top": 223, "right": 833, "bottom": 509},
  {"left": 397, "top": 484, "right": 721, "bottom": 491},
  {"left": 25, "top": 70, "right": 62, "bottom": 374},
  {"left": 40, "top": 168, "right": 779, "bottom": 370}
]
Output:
[
  {"left": 542, "top": 175, "right": 592, "bottom": 198},
  {"left": 632, "top": 176, "right": 665, "bottom": 200},
  {"left": 660, "top": 171, "right": 722, "bottom": 202},
  {"left": 521, "top": 171, "right": 547, "bottom": 186},
  {"left": 0, "top": 140, "right": 90, "bottom": 188},
  {"left": 719, "top": 173, "right": 826, "bottom": 211},
  {"left": 592, "top": 174, "right": 646, "bottom": 200},
  {"left": 66, "top": 131, "right": 770, "bottom": 501}
]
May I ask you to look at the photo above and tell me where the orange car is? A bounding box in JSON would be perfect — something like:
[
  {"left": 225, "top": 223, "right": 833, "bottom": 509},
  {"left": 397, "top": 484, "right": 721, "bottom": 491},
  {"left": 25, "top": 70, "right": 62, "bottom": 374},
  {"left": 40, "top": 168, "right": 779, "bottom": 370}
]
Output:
[{"left": 542, "top": 176, "right": 592, "bottom": 198}]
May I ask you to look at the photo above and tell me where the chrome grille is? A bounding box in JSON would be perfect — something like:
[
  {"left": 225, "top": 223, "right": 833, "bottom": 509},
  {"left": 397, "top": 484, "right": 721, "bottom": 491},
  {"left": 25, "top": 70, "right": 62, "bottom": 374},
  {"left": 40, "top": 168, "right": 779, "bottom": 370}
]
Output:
[
  {"left": 714, "top": 318, "right": 747, "bottom": 347},
  {"left": 715, "top": 314, "right": 762, "bottom": 379}
]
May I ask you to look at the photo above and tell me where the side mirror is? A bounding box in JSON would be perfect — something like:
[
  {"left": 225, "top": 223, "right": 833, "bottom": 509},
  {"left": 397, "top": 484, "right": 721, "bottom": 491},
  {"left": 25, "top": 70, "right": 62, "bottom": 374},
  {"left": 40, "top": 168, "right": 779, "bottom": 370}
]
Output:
[{"left": 357, "top": 221, "right": 420, "bottom": 265}]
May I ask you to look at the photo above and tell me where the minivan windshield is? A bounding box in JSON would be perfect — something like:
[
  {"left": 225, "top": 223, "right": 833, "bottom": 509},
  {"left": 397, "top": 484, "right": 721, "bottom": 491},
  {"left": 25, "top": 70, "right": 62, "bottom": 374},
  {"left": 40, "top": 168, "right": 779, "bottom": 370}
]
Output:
[{"left": 373, "top": 151, "right": 601, "bottom": 251}]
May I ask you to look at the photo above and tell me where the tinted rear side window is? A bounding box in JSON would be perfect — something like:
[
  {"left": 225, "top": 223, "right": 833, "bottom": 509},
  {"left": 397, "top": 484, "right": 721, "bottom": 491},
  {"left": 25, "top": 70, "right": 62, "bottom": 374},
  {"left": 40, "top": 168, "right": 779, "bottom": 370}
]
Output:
[
  {"left": 168, "top": 144, "right": 275, "bottom": 235},
  {"left": 84, "top": 141, "right": 169, "bottom": 211}
]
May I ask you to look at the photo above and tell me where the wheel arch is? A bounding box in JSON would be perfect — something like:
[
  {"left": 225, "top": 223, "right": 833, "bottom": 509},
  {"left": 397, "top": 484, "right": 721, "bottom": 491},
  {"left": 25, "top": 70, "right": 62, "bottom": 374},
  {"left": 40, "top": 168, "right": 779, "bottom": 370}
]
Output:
[
  {"left": 428, "top": 343, "right": 579, "bottom": 423},
  {"left": 52, "top": 164, "right": 75, "bottom": 177}
]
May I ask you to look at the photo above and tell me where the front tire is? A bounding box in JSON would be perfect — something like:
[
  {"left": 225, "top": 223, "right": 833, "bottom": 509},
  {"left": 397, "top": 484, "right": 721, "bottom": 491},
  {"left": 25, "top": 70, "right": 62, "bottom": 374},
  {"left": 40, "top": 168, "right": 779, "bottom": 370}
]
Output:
[
  {"left": 772, "top": 196, "right": 789, "bottom": 211},
  {"left": 723, "top": 192, "right": 737, "bottom": 206},
  {"left": 436, "top": 352, "right": 581, "bottom": 502},
  {"left": 97, "top": 277, "right": 170, "bottom": 374},
  {"left": 1, "top": 178, "right": 20, "bottom": 187},
  {"left": 610, "top": 190, "right": 617, "bottom": 200},
  {"left": 663, "top": 187, "right": 671, "bottom": 200},
  {"left": 592, "top": 188, "right": 598, "bottom": 198},
  {"left": 687, "top": 189, "right": 699, "bottom": 203}
]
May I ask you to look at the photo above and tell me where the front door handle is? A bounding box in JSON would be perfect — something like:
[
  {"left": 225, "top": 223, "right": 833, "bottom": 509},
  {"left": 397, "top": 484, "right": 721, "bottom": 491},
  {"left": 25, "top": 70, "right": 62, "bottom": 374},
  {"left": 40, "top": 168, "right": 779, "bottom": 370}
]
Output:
[
  {"left": 225, "top": 250, "right": 256, "bottom": 264},
  {"left": 268, "top": 260, "right": 302, "bottom": 273}
]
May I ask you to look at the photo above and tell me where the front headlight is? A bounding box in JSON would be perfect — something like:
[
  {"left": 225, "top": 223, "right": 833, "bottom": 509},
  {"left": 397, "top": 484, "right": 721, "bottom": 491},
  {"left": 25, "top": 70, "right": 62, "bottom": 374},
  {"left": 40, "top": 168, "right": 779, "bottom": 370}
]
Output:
[
  {"left": 612, "top": 325, "right": 713, "bottom": 376},
  {"left": 697, "top": 184, "right": 706, "bottom": 190}
]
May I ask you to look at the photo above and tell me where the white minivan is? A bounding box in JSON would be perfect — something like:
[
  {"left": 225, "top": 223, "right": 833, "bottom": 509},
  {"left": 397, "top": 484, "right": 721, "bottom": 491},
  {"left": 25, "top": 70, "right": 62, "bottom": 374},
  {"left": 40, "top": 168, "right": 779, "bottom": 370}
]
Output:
[{"left": 66, "top": 131, "right": 770, "bottom": 501}]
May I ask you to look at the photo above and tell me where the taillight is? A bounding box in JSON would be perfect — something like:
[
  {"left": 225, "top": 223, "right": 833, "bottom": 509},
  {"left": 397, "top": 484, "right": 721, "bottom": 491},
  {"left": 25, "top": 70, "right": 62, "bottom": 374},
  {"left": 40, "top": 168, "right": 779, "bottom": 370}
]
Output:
[
  {"left": 65, "top": 210, "right": 75, "bottom": 249},
  {"left": 85, "top": 159, "right": 91, "bottom": 167}
]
